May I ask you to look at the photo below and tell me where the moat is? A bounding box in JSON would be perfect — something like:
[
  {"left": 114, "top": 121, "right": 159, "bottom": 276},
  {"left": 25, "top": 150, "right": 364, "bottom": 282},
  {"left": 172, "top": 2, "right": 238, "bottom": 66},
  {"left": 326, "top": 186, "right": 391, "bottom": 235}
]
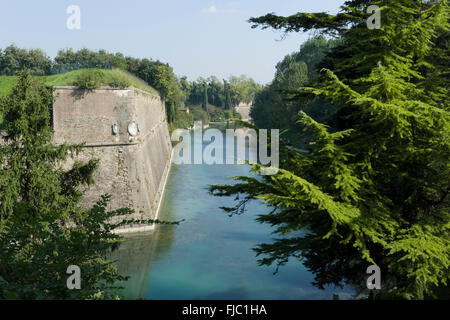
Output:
[{"left": 110, "top": 128, "right": 354, "bottom": 300}]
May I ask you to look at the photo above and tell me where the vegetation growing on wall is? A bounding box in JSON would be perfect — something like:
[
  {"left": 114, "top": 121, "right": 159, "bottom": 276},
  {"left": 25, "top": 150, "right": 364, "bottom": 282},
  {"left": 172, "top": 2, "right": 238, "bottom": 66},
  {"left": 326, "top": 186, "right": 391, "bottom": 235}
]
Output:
[
  {"left": 0, "top": 46, "right": 262, "bottom": 128},
  {"left": 45, "top": 69, "right": 156, "bottom": 94}
]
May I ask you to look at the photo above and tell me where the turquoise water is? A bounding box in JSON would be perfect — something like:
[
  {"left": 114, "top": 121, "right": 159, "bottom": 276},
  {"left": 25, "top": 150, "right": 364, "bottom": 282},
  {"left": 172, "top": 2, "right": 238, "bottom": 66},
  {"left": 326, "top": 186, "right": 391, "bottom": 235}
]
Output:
[{"left": 111, "top": 128, "right": 353, "bottom": 300}]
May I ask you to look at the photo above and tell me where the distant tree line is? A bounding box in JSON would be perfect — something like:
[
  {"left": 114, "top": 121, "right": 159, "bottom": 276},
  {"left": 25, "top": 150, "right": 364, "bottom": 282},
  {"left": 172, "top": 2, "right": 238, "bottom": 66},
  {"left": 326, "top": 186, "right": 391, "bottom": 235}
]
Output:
[
  {"left": 0, "top": 46, "right": 52, "bottom": 76},
  {"left": 183, "top": 75, "right": 262, "bottom": 110},
  {"left": 0, "top": 45, "right": 262, "bottom": 126},
  {"left": 0, "top": 46, "right": 183, "bottom": 123}
]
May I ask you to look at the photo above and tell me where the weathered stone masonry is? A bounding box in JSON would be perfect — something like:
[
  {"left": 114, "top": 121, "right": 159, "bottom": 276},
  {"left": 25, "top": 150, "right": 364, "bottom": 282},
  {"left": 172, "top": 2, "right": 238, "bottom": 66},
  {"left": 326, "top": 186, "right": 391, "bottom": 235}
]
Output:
[{"left": 52, "top": 86, "right": 172, "bottom": 233}]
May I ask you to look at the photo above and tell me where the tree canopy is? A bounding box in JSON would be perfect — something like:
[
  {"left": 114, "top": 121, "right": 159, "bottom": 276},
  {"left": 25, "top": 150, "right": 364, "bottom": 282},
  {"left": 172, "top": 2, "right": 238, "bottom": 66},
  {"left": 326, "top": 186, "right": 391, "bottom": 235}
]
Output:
[
  {"left": 0, "top": 46, "right": 185, "bottom": 124},
  {"left": 212, "top": 0, "right": 450, "bottom": 299},
  {"left": 0, "top": 46, "right": 263, "bottom": 127},
  {"left": 0, "top": 72, "right": 135, "bottom": 299},
  {"left": 251, "top": 36, "right": 340, "bottom": 146}
]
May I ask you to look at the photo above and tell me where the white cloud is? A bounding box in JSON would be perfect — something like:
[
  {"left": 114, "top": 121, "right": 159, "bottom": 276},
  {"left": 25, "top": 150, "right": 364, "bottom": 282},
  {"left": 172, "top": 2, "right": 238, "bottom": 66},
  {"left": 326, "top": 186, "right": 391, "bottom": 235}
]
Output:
[{"left": 201, "top": 5, "right": 218, "bottom": 14}]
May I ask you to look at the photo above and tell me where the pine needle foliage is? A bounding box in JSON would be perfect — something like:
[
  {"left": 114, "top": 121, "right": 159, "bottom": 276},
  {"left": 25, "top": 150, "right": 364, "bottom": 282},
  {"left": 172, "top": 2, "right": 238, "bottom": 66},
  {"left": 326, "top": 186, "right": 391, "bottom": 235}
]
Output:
[
  {"left": 212, "top": 0, "right": 449, "bottom": 299},
  {"left": 0, "top": 72, "right": 179, "bottom": 299}
]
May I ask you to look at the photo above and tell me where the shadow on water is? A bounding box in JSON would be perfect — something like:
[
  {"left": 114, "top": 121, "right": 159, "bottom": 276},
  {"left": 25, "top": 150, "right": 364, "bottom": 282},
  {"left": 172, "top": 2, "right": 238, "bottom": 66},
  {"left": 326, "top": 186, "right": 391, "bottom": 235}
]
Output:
[{"left": 108, "top": 223, "right": 177, "bottom": 300}]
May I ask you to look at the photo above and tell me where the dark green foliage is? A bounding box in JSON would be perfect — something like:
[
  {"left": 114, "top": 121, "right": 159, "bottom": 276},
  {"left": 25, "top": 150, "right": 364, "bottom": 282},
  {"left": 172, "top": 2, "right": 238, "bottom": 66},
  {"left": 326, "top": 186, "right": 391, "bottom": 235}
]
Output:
[
  {"left": 73, "top": 69, "right": 103, "bottom": 90},
  {"left": 224, "top": 80, "right": 232, "bottom": 110},
  {"left": 179, "top": 76, "right": 191, "bottom": 106},
  {"left": 55, "top": 50, "right": 185, "bottom": 124},
  {"left": 109, "top": 77, "right": 131, "bottom": 89},
  {"left": 202, "top": 83, "right": 208, "bottom": 112},
  {"left": 191, "top": 105, "right": 210, "bottom": 124},
  {"left": 277, "top": 36, "right": 341, "bottom": 80},
  {"left": 167, "top": 103, "right": 176, "bottom": 124},
  {"left": 212, "top": 0, "right": 450, "bottom": 300},
  {"left": 187, "top": 78, "right": 208, "bottom": 106},
  {"left": 251, "top": 36, "right": 339, "bottom": 146},
  {"left": 0, "top": 45, "right": 261, "bottom": 128},
  {"left": 0, "top": 46, "right": 264, "bottom": 127},
  {"left": 0, "top": 72, "right": 132, "bottom": 299},
  {"left": 0, "top": 45, "right": 52, "bottom": 76},
  {"left": 186, "top": 76, "right": 262, "bottom": 111},
  {"left": 53, "top": 48, "right": 126, "bottom": 72},
  {"left": 1, "top": 46, "right": 186, "bottom": 123},
  {"left": 207, "top": 76, "right": 224, "bottom": 107}
]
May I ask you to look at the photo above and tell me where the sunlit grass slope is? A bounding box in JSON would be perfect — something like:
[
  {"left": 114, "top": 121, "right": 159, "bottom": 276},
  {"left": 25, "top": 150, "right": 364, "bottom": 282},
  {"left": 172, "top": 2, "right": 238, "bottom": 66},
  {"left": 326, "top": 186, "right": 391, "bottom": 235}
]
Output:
[{"left": 0, "top": 68, "right": 158, "bottom": 97}]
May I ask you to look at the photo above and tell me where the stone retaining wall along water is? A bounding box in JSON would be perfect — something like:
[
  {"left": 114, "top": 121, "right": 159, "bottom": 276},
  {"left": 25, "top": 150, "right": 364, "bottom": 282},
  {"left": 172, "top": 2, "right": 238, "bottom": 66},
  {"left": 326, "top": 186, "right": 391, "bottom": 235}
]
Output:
[{"left": 52, "top": 86, "right": 172, "bottom": 233}]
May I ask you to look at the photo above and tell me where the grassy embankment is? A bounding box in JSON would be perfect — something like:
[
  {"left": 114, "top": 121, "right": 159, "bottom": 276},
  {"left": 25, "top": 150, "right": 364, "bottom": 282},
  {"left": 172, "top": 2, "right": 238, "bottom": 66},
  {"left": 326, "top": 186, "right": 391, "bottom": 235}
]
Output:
[
  {"left": 0, "top": 69, "right": 158, "bottom": 128},
  {"left": 1, "top": 69, "right": 241, "bottom": 130}
]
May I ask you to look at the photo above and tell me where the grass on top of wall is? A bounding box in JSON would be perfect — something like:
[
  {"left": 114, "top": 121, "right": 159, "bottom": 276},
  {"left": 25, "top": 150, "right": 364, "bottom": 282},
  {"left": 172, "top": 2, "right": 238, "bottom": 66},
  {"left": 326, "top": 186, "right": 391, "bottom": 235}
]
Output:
[
  {"left": 0, "top": 68, "right": 158, "bottom": 98},
  {"left": 44, "top": 68, "right": 159, "bottom": 95},
  {"left": 0, "top": 68, "right": 159, "bottom": 128}
]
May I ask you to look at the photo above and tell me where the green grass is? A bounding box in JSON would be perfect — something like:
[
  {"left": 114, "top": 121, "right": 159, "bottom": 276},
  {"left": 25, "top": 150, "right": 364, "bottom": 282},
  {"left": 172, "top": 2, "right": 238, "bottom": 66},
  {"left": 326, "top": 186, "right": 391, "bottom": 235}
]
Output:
[
  {"left": 0, "top": 76, "right": 19, "bottom": 97},
  {"left": 0, "top": 69, "right": 159, "bottom": 128},
  {"left": 0, "top": 68, "right": 158, "bottom": 98},
  {"left": 0, "top": 77, "right": 19, "bottom": 128},
  {"left": 44, "top": 69, "right": 158, "bottom": 95}
]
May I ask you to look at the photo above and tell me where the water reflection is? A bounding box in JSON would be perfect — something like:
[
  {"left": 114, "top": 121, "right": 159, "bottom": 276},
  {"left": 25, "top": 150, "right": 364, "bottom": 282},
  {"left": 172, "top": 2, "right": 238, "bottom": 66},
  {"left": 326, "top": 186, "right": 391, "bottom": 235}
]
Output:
[
  {"left": 111, "top": 126, "right": 353, "bottom": 300},
  {"left": 109, "top": 207, "right": 177, "bottom": 299}
]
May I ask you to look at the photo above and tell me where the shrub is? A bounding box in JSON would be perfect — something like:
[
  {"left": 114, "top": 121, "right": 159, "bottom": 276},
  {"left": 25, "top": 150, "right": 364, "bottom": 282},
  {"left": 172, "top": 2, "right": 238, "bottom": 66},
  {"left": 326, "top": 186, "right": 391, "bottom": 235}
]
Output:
[
  {"left": 109, "top": 78, "right": 131, "bottom": 89},
  {"left": 73, "top": 70, "right": 103, "bottom": 90}
]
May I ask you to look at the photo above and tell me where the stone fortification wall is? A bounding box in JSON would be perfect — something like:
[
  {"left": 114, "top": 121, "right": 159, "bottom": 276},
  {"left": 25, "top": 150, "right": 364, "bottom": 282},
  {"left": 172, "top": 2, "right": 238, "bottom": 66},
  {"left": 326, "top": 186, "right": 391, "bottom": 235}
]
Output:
[{"left": 52, "top": 86, "right": 172, "bottom": 233}]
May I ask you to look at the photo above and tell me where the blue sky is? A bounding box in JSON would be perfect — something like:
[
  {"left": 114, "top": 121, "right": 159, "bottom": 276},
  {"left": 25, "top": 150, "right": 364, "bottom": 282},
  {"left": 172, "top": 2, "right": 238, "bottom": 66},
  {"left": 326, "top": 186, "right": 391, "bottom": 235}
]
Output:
[{"left": 0, "top": 0, "right": 343, "bottom": 83}]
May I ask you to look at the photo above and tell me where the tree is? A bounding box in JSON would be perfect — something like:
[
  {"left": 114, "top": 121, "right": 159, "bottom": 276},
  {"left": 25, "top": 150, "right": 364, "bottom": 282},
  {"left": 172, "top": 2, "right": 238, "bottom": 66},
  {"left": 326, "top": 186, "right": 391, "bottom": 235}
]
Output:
[
  {"left": 224, "top": 80, "right": 231, "bottom": 110},
  {"left": 273, "top": 61, "right": 308, "bottom": 91},
  {"left": 212, "top": 0, "right": 450, "bottom": 299},
  {"left": 202, "top": 83, "right": 209, "bottom": 112},
  {"left": 229, "top": 75, "right": 262, "bottom": 106},
  {"left": 207, "top": 76, "right": 224, "bottom": 107},
  {"left": 185, "top": 75, "right": 261, "bottom": 111},
  {"left": 251, "top": 36, "right": 337, "bottom": 146},
  {"left": 0, "top": 45, "right": 188, "bottom": 126},
  {"left": 179, "top": 76, "right": 191, "bottom": 106},
  {"left": 0, "top": 45, "right": 52, "bottom": 76},
  {"left": 134, "top": 60, "right": 184, "bottom": 123},
  {"left": 275, "top": 36, "right": 340, "bottom": 80},
  {"left": 0, "top": 72, "right": 134, "bottom": 299},
  {"left": 53, "top": 49, "right": 187, "bottom": 118}
]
